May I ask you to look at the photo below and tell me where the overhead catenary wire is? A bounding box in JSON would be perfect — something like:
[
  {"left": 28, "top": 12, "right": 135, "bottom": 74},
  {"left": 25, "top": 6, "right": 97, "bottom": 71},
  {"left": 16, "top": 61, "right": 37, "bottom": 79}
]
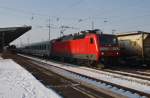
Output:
[
  {"left": 0, "top": 4, "right": 150, "bottom": 35},
  {"left": 0, "top": 5, "right": 150, "bottom": 23}
]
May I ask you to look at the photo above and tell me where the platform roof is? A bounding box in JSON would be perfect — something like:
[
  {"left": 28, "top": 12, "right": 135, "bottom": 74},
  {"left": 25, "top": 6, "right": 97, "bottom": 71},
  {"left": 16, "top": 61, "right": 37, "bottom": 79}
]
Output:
[{"left": 0, "top": 26, "right": 31, "bottom": 48}]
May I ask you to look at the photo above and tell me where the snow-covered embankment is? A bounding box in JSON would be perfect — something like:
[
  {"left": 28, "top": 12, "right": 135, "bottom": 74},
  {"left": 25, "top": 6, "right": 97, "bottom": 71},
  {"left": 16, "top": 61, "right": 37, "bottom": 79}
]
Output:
[{"left": 0, "top": 59, "right": 62, "bottom": 98}]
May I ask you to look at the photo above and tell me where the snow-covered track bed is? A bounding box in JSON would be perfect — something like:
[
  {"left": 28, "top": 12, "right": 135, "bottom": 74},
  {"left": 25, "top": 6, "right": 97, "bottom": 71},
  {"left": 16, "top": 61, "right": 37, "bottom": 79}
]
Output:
[{"left": 19, "top": 54, "right": 150, "bottom": 98}]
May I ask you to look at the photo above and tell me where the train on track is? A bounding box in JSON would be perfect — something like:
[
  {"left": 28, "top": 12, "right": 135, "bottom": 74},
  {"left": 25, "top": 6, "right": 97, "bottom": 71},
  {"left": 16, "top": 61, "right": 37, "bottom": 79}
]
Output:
[
  {"left": 117, "top": 31, "right": 150, "bottom": 65},
  {"left": 17, "top": 29, "right": 120, "bottom": 67}
]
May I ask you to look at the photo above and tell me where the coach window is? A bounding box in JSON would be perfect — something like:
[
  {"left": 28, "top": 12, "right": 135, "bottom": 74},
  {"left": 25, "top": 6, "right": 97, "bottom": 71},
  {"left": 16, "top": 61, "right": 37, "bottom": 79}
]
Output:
[
  {"left": 40, "top": 45, "right": 41, "bottom": 50},
  {"left": 90, "top": 38, "right": 94, "bottom": 44},
  {"left": 44, "top": 45, "right": 46, "bottom": 50}
]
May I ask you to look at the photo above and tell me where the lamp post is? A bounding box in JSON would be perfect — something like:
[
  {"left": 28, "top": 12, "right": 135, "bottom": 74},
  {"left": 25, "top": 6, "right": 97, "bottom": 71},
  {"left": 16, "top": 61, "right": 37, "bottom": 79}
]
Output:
[{"left": 48, "top": 16, "right": 51, "bottom": 41}]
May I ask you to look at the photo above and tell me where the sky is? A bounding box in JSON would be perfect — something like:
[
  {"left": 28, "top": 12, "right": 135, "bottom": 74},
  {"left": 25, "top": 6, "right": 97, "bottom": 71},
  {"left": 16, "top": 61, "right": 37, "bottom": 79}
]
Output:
[{"left": 0, "top": 0, "right": 150, "bottom": 46}]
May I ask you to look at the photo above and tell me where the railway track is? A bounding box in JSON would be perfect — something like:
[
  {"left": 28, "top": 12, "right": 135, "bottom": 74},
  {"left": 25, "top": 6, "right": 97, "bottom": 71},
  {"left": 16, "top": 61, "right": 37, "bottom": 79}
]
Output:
[
  {"left": 102, "top": 69, "right": 150, "bottom": 81},
  {"left": 2, "top": 53, "right": 112, "bottom": 98},
  {"left": 136, "top": 71, "right": 150, "bottom": 76},
  {"left": 17, "top": 54, "right": 150, "bottom": 98},
  {"left": 104, "top": 67, "right": 150, "bottom": 77}
]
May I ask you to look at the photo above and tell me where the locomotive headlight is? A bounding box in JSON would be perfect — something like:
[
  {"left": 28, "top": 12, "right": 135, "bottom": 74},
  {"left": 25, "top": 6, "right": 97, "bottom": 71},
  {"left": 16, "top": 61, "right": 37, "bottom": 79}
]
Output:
[
  {"left": 116, "top": 52, "right": 119, "bottom": 55},
  {"left": 101, "top": 52, "right": 104, "bottom": 55}
]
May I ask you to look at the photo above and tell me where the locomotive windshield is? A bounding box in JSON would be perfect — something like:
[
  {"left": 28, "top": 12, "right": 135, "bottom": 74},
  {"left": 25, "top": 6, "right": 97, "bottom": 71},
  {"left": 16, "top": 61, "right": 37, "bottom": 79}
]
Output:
[{"left": 100, "top": 35, "right": 118, "bottom": 46}]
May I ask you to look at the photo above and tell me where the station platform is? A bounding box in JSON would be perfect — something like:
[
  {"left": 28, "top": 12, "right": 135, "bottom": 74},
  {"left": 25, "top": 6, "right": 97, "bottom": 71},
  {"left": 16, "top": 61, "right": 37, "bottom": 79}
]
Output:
[{"left": 0, "top": 57, "right": 61, "bottom": 98}]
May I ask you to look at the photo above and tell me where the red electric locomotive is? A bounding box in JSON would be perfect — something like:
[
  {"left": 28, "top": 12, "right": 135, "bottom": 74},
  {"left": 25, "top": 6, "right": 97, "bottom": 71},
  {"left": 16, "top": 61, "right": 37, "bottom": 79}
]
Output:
[{"left": 51, "top": 29, "right": 120, "bottom": 67}]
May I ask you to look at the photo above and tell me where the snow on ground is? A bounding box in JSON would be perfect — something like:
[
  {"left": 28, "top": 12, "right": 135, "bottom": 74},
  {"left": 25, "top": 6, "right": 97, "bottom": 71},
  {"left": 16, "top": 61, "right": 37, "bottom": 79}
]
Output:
[{"left": 0, "top": 58, "right": 62, "bottom": 98}]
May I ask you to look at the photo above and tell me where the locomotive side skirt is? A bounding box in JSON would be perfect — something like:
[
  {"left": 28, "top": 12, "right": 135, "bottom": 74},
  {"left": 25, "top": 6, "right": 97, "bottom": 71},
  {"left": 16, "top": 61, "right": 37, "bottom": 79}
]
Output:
[{"left": 52, "top": 53, "right": 97, "bottom": 60}]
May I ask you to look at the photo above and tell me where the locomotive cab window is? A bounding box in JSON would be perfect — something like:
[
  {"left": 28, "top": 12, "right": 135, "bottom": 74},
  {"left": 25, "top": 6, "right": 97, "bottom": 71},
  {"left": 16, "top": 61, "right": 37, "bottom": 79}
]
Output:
[
  {"left": 100, "top": 35, "right": 118, "bottom": 46},
  {"left": 90, "top": 38, "right": 94, "bottom": 44}
]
